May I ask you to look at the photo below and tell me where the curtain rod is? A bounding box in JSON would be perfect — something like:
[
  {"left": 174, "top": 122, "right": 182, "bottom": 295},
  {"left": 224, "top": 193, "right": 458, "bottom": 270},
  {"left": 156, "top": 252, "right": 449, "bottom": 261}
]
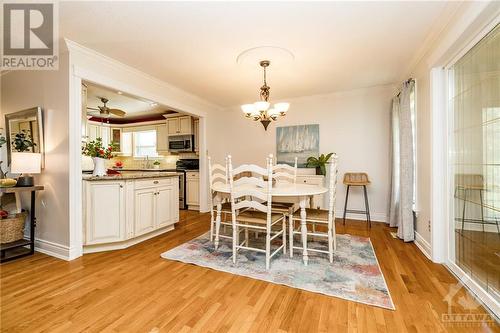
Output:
[{"left": 396, "top": 78, "right": 414, "bottom": 97}]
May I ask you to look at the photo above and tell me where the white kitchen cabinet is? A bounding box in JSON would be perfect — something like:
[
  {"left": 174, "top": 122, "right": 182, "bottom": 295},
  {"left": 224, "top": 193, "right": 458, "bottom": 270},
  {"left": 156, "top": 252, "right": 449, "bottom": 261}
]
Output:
[
  {"left": 134, "top": 188, "right": 156, "bottom": 236},
  {"left": 179, "top": 116, "right": 192, "bottom": 134},
  {"left": 87, "top": 122, "right": 110, "bottom": 147},
  {"left": 156, "top": 186, "right": 176, "bottom": 228},
  {"left": 85, "top": 181, "right": 125, "bottom": 245},
  {"left": 167, "top": 116, "right": 192, "bottom": 135},
  {"left": 83, "top": 176, "right": 179, "bottom": 253},
  {"left": 156, "top": 124, "right": 168, "bottom": 152},
  {"left": 186, "top": 171, "right": 200, "bottom": 210}
]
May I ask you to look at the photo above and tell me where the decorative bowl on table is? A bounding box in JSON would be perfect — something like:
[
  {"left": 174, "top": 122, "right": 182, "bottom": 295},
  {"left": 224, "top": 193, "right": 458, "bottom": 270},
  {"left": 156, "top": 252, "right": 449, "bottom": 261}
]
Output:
[{"left": 0, "top": 178, "right": 17, "bottom": 188}]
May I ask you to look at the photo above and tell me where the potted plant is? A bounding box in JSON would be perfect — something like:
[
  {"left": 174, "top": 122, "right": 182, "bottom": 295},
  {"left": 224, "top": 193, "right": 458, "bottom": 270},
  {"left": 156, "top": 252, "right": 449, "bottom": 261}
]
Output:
[
  {"left": 153, "top": 160, "right": 161, "bottom": 169},
  {"left": 82, "top": 138, "right": 116, "bottom": 176},
  {"left": 12, "top": 130, "right": 36, "bottom": 152},
  {"left": 306, "top": 153, "right": 334, "bottom": 175}
]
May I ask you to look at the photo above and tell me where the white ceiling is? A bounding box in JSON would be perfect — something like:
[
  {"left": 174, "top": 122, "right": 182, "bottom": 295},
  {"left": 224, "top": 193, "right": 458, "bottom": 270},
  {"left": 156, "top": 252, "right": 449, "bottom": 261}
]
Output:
[
  {"left": 85, "top": 82, "right": 177, "bottom": 119},
  {"left": 61, "top": 1, "right": 451, "bottom": 107}
]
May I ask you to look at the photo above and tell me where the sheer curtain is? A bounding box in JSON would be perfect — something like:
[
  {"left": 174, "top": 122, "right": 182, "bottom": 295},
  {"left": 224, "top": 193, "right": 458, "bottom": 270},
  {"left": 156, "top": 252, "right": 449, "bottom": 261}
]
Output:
[{"left": 389, "top": 80, "right": 415, "bottom": 242}]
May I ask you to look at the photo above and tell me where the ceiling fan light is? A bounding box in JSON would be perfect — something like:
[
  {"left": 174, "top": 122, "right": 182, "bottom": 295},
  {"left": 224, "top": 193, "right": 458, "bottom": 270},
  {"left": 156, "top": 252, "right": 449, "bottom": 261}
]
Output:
[{"left": 254, "top": 101, "right": 270, "bottom": 111}]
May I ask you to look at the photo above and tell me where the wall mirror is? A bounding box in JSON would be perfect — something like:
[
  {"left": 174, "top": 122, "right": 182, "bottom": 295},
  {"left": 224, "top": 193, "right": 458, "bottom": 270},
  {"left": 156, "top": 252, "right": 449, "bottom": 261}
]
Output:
[{"left": 5, "top": 107, "right": 44, "bottom": 168}]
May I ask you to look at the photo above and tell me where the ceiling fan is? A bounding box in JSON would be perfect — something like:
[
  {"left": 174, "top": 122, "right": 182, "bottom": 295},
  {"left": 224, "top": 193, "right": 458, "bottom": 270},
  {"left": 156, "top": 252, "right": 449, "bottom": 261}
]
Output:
[{"left": 87, "top": 97, "right": 126, "bottom": 117}]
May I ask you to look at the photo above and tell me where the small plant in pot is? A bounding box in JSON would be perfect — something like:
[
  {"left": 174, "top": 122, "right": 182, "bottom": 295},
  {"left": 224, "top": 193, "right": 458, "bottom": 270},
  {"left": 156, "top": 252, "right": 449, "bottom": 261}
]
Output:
[
  {"left": 82, "top": 138, "right": 116, "bottom": 177},
  {"left": 12, "top": 130, "right": 36, "bottom": 152},
  {"left": 306, "top": 153, "right": 334, "bottom": 175},
  {"left": 153, "top": 160, "right": 161, "bottom": 169}
]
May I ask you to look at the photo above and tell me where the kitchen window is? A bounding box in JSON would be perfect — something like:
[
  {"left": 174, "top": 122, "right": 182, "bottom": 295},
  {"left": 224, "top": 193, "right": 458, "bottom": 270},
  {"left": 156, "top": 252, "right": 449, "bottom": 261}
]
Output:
[{"left": 121, "top": 129, "right": 159, "bottom": 158}]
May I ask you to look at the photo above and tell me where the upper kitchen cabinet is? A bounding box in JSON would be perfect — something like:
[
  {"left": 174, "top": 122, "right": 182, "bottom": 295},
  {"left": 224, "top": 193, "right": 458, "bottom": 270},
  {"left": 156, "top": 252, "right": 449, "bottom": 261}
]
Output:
[
  {"left": 156, "top": 124, "right": 168, "bottom": 152},
  {"left": 167, "top": 116, "right": 192, "bottom": 136}
]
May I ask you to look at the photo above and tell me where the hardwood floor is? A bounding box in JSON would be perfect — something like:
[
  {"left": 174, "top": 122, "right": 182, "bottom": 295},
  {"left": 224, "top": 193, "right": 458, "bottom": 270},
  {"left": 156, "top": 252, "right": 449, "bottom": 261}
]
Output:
[
  {"left": 1, "top": 211, "right": 498, "bottom": 332},
  {"left": 455, "top": 229, "right": 500, "bottom": 298}
]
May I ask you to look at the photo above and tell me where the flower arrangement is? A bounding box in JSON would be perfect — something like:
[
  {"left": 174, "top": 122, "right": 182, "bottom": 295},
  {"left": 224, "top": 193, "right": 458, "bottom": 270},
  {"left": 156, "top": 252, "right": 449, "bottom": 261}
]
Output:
[
  {"left": 82, "top": 138, "right": 115, "bottom": 159},
  {"left": 306, "top": 153, "right": 334, "bottom": 175},
  {"left": 12, "top": 130, "right": 36, "bottom": 152}
]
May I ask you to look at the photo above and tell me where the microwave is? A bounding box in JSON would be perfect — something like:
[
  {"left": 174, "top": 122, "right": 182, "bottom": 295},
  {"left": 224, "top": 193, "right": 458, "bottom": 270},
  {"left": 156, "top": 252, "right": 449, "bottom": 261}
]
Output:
[{"left": 168, "top": 135, "right": 193, "bottom": 152}]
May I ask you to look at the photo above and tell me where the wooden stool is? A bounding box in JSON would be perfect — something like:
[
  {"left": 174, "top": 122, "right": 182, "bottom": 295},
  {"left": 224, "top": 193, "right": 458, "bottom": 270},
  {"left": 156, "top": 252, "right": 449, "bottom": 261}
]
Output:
[{"left": 342, "top": 172, "right": 371, "bottom": 228}]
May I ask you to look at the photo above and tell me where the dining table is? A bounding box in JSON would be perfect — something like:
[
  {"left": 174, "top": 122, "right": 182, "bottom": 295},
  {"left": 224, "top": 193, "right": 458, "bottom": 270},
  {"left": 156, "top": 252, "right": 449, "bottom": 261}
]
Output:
[{"left": 211, "top": 182, "right": 328, "bottom": 265}]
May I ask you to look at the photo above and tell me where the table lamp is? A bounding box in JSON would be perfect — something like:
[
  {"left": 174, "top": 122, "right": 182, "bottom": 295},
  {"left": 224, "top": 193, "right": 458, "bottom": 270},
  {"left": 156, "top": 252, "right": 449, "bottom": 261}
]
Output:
[{"left": 11, "top": 152, "right": 41, "bottom": 187}]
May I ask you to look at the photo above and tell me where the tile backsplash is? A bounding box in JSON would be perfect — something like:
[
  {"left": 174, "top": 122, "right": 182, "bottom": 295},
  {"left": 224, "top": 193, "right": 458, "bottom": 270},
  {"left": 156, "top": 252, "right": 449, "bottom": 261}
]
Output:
[{"left": 82, "top": 153, "right": 199, "bottom": 171}]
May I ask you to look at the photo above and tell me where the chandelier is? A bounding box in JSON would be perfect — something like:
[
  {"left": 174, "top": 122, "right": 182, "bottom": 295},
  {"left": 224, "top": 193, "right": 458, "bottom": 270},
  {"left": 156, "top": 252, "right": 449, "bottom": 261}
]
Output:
[{"left": 240, "top": 60, "right": 290, "bottom": 130}]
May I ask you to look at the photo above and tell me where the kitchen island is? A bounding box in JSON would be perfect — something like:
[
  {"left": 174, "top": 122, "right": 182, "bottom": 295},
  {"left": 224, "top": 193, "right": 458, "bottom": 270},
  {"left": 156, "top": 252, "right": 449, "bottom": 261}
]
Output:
[{"left": 83, "top": 172, "right": 180, "bottom": 253}]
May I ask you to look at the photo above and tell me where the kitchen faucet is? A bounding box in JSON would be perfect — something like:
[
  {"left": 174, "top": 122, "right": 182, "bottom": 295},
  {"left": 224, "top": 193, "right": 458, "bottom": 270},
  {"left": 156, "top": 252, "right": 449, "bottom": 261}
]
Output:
[{"left": 144, "top": 155, "right": 151, "bottom": 169}]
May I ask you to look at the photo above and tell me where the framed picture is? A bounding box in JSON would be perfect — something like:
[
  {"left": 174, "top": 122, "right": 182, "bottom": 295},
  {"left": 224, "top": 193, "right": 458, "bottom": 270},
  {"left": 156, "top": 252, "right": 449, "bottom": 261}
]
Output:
[{"left": 276, "top": 124, "right": 319, "bottom": 167}]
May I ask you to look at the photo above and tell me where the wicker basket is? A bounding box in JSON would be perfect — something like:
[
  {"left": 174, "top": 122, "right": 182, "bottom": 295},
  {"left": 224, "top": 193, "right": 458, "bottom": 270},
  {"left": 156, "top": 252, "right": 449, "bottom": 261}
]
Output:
[{"left": 0, "top": 212, "right": 27, "bottom": 244}]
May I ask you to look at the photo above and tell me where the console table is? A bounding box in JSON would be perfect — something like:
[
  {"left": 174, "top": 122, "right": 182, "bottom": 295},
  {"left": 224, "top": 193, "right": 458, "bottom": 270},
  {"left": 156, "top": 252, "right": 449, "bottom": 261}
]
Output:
[{"left": 0, "top": 186, "right": 44, "bottom": 263}]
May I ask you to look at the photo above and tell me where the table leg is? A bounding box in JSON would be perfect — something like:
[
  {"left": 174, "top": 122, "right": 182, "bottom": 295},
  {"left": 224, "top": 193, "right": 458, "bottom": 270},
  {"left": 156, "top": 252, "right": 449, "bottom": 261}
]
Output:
[
  {"left": 30, "top": 191, "right": 36, "bottom": 254},
  {"left": 214, "top": 194, "right": 222, "bottom": 250},
  {"left": 299, "top": 196, "right": 308, "bottom": 266}
]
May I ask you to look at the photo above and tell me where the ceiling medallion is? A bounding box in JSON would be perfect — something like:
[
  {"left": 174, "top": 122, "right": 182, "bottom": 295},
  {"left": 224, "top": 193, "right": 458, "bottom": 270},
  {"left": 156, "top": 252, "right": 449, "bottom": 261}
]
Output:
[{"left": 240, "top": 60, "right": 289, "bottom": 130}]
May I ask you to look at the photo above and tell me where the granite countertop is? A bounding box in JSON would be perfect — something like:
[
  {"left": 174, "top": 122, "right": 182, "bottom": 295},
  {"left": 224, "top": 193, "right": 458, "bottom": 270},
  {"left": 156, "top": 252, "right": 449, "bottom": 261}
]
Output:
[{"left": 82, "top": 171, "right": 181, "bottom": 181}]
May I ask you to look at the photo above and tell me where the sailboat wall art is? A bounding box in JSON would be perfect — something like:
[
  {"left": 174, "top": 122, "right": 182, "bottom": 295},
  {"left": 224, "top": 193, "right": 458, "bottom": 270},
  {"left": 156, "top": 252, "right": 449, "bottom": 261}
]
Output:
[{"left": 276, "top": 124, "right": 319, "bottom": 167}]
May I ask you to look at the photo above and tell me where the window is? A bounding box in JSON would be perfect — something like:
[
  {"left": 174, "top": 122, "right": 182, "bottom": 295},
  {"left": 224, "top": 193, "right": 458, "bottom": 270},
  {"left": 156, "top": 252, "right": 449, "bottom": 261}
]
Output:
[
  {"left": 450, "top": 24, "right": 499, "bottom": 302},
  {"left": 120, "top": 129, "right": 159, "bottom": 158},
  {"left": 133, "top": 130, "right": 158, "bottom": 158}
]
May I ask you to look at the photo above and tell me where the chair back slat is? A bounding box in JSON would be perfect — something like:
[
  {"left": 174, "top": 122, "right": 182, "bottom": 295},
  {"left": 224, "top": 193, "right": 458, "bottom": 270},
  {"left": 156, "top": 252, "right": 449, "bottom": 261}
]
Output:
[
  {"left": 234, "top": 176, "right": 266, "bottom": 188},
  {"left": 234, "top": 200, "right": 268, "bottom": 213},
  {"left": 269, "top": 155, "right": 297, "bottom": 184},
  {"left": 232, "top": 164, "right": 268, "bottom": 177},
  {"left": 273, "top": 171, "right": 295, "bottom": 182},
  {"left": 211, "top": 164, "right": 226, "bottom": 173},
  {"left": 211, "top": 172, "right": 227, "bottom": 185}
]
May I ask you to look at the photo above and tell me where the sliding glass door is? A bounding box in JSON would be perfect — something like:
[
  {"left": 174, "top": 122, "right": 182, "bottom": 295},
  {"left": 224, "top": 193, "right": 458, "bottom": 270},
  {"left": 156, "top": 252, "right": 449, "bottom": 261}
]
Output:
[{"left": 449, "top": 24, "right": 499, "bottom": 305}]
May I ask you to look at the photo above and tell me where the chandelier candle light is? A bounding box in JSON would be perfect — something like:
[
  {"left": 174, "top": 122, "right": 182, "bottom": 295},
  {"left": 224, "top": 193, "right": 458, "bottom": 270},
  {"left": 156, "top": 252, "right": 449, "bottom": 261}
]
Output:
[{"left": 241, "top": 60, "right": 290, "bottom": 130}]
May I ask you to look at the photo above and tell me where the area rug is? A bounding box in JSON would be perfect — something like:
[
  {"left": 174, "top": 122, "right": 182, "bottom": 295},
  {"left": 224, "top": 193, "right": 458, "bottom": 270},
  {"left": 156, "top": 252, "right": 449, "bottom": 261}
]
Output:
[{"left": 161, "top": 232, "right": 395, "bottom": 310}]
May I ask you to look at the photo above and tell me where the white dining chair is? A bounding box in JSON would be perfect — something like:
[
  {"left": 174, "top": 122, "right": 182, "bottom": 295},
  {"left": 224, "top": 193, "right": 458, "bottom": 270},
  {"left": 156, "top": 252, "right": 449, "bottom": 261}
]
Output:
[
  {"left": 267, "top": 155, "right": 298, "bottom": 243},
  {"left": 228, "top": 155, "right": 286, "bottom": 270},
  {"left": 208, "top": 156, "right": 231, "bottom": 243},
  {"left": 290, "top": 154, "right": 339, "bottom": 262}
]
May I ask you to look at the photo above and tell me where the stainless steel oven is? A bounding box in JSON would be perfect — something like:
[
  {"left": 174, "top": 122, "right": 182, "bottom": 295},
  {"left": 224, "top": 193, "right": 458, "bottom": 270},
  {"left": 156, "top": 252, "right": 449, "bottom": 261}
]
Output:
[
  {"left": 176, "top": 159, "right": 199, "bottom": 210},
  {"left": 168, "top": 135, "right": 193, "bottom": 152},
  {"left": 178, "top": 172, "right": 186, "bottom": 209}
]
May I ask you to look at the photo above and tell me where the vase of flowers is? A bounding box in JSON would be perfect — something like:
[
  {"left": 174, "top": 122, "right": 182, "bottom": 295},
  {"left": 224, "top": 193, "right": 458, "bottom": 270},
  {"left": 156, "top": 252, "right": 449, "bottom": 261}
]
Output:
[{"left": 82, "top": 138, "right": 115, "bottom": 177}]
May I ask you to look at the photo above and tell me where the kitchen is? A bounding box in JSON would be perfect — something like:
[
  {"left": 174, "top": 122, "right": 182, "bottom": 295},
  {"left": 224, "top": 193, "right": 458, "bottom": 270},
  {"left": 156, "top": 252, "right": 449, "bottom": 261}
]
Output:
[{"left": 81, "top": 82, "right": 200, "bottom": 253}]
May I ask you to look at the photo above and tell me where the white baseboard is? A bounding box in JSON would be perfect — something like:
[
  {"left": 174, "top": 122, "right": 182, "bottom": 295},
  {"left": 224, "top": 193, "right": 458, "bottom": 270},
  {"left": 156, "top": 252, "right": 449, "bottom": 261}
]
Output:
[
  {"left": 454, "top": 221, "right": 499, "bottom": 233},
  {"left": 414, "top": 231, "right": 432, "bottom": 260},
  {"left": 335, "top": 211, "right": 387, "bottom": 223},
  {"left": 35, "top": 238, "right": 71, "bottom": 261},
  {"left": 83, "top": 225, "right": 174, "bottom": 254}
]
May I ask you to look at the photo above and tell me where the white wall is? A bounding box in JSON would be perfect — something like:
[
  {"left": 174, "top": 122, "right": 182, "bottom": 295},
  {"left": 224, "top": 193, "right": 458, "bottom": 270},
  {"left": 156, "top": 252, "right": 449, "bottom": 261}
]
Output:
[
  {"left": 1, "top": 50, "right": 71, "bottom": 253},
  {"left": 207, "top": 84, "right": 395, "bottom": 222}
]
